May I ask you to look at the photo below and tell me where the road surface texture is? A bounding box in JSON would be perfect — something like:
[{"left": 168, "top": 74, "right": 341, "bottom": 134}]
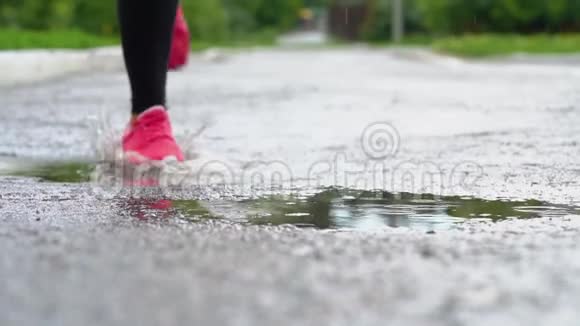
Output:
[{"left": 2, "top": 47, "right": 580, "bottom": 326}]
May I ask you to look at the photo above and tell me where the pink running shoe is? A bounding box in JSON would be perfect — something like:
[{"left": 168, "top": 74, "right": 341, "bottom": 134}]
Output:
[
  {"left": 169, "top": 6, "right": 190, "bottom": 70},
  {"left": 122, "top": 106, "right": 184, "bottom": 163}
]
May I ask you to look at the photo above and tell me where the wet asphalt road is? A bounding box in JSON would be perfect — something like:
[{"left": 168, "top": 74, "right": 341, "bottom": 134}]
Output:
[{"left": 2, "top": 47, "right": 580, "bottom": 325}]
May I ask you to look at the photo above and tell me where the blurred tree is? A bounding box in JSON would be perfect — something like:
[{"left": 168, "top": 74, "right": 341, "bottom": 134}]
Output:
[
  {"left": 363, "top": 0, "right": 424, "bottom": 40},
  {"left": 4, "top": 0, "right": 580, "bottom": 44},
  {"left": 222, "top": 0, "right": 303, "bottom": 36},
  {"left": 182, "top": 0, "right": 229, "bottom": 42},
  {"left": 49, "top": 0, "right": 75, "bottom": 29},
  {"left": 254, "top": 0, "right": 303, "bottom": 31},
  {"left": 414, "top": 0, "right": 492, "bottom": 34},
  {"left": 0, "top": 0, "right": 74, "bottom": 30},
  {"left": 304, "top": 0, "right": 330, "bottom": 7},
  {"left": 0, "top": 0, "right": 303, "bottom": 39},
  {"left": 0, "top": 0, "right": 21, "bottom": 28},
  {"left": 222, "top": 0, "right": 262, "bottom": 35},
  {"left": 414, "top": 0, "right": 580, "bottom": 35},
  {"left": 73, "top": 0, "right": 118, "bottom": 35}
]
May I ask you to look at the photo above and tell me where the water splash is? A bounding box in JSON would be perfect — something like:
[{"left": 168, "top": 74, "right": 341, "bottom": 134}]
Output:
[{"left": 86, "top": 109, "right": 220, "bottom": 191}]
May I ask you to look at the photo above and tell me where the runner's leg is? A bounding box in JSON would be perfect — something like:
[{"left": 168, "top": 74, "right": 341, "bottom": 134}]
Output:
[{"left": 117, "top": 0, "right": 179, "bottom": 115}]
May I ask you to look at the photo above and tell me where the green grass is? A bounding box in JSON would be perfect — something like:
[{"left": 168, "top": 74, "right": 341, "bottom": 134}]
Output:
[
  {"left": 431, "top": 34, "right": 580, "bottom": 58},
  {"left": 4, "top": 28, "right": 580, "bottom": 58},
  {"left": 0, "top": 28, "right": 276, "bottom": 51},
  {"left": 371, "top": 33, "right": 580, "bottom": 58},
  {"left": 0, "top": 28, "right": 118, "bottom": 50}
]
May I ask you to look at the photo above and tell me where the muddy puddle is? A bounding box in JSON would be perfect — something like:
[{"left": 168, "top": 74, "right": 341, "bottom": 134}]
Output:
[{"left": 2, "top": 160, "right": 579, "bottom": 231}]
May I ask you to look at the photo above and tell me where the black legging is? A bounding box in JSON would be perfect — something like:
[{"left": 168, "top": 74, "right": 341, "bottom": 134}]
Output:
[{"left": 117, "top": 0, "right": 178, "bottom": 115}]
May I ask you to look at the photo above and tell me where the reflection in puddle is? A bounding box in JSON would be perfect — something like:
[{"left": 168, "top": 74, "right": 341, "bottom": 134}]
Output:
[
  {"left": 2, "top": 160, "right": 580, "bottom": 231},
  {"left": 241, "top": 190, "right": 577, "bottom": 231},
  {"left": 115, "top": 197, "right": 215, "bottom": 221},
  {"left": 120, "top": 198, "right": 174, "bottom": 220},
  {"left": 1, "top": 161, "right": 93, "bottom": 183}
]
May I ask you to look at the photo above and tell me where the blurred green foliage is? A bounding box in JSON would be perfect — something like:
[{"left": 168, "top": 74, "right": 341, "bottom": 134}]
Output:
[
  {"left": 0, "top": 28, "right": 117, "bottom": 49},
  {"left": 182, "top": 0, "right": 228, "bottom": 42},
  {"left": 222, "top": 0, "right": 303, "bottom": 38},
  {"left": 412, "top": 0, "right": 580, "bottom": 35},
  {"left": 363, "top": 0, "right": 423, "bottom": 41},
  {"left": 358, "top": 0, "right": 580, "bottom": 41},
  {"left": 432, "top": 33, "right": 580, "bottom": 57},
  {"left": 0, "top": 0, "right": 304, "bottom": 41},
  {"left": 3, "top": 0, "right": 580, "bottom": 47}
]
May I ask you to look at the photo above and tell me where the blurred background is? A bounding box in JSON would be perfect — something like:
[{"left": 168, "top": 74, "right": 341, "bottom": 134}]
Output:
[{"left": 2, "top": 0, "right": 580, "bottom": 56}]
